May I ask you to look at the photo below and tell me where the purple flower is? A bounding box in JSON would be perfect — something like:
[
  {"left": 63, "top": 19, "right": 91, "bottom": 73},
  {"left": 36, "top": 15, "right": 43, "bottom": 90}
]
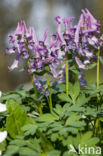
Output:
[
  {"left": 63, "top": 18, "right": 70, "bottom": 34},
  {"left": 8, "top": 55, "right": 20, "bottom": 71},
  {"left": 75, "top": 9, "right": 100, "bottom": 46},
  {"left": 55, "top": 16, "right": 65, "bottom": 44},
  {"left": 78, "top": 69, "right": 87, "bottom": 86},
  {"left": 74, "top": 14, "right": 84, "bottom": 45},
  {"left": 68, "top": 17, "right": 75, "bottom": 30},
  {"left": 63, "top": 17, "right": 75, "bottom": 34},
  {"left": 33, "top": 75, "right": 50, "bottom": 96},
  {"left": 42, "top": 29, "right": 48, "bottom": 42},
  {"left": 75, "top": 56, "right": 87, "bottom": 69},
  {"left": 6, "top": 10, "right": 103, "bottom": 96},
  {"left": 14, "top": 21, "right": 27, "bottom": 37}
]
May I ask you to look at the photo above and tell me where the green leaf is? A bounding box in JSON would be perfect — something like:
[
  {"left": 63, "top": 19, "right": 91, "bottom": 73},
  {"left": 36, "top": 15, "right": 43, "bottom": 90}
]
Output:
[
  {"left": 66, "top": 103, "right": 85, "bottom": 113},
  {"left": 3, "top": 145, "right": 19, "bottom": 156},
  {"left": 19, "top": 147, "right": 39, "bottom": 156},
  {"left": 76, "top": 94, "right": 89, "bottom": 105},
  {"left": 19, "top": 68, "right": 25, "bottom": 72},
  {"left": 58, "top": 93, "right": 72, "bottom": 103},
  {"left": 10, "top": 140, "right": 27, "bottom": 147},
  {"left": 77, "top": 131, "right": 99, "bottom": 146},
  {"left": 65, "top": 113, "right": 85, "bottom": 128},
  {"left": 70, "top": 65, "right": 79, "bottom": 74},
  {"left": 88, "top": 63, "right": 96, "bottom": 69},
  {"left": 56, "top": 83, "right": 66, "bottom": 91},
  {"left": 1, "top": 93, "right": 21, "bottom": 103},
  {"left": 69, "top": 81, "right": 80, "bottom": 104},
  {"left": 51, "top": 133, "right": 59, "bottom": 142},
  {"left": 53, "top": 104, "right": 65, "bottom": 116},
  {"left": 99, "top": 56, "right": 103, "bottom": 64},
  {"left": 40, "top": 133, "right": 54, "bottom": 152},
  {"left": 21, "top": 124, "right": 37, "bottom": 136},
  {"left": 0, "top": 140, "right": 7, "bottom": 153},
  {"left": 37, "top": 113, "right": 59, "bottom": 122},
  {"left": 6, "top": 99, "right": 29, "bottom": 138},
  {"left": 47, "top": 150, "right": 61, "bottom": 156}
]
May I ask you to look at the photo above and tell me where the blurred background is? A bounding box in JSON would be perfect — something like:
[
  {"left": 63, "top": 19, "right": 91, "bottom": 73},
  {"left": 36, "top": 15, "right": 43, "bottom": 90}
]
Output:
[{"left": 0, "top": 0, "right": 103, "bottom": 92}]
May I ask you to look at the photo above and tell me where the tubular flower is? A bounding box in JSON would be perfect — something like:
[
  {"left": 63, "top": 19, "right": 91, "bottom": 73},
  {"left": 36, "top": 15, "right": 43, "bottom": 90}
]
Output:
[{"left": 78, "top": 69, "right": 87, "bottom": 86}]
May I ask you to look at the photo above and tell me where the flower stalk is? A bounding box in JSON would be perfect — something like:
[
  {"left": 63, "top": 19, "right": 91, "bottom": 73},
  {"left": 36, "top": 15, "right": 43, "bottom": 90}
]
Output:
[
  {"left": 46, "top": 72, "right": 52, "bottom": 111},
  {"left": 66, "top": 58, "right": 69, "bottom": 96},
  {"left": 97, "top": 50, "right": 100, "bottom": 90},
  {"left": 27, "top": 60, "right": 38, "bottom": 97},
  {"left": 27, "top": 60, "right": 43, "bottom": 114},
  {"left": 95, "top": 49, "right": 101, "bottom": 136},
  {"left": 38, "top": 103, "right": 43, "bottom": 115},
  {"left": 31, "top": 74, "right": 38, "bottom": 97}
]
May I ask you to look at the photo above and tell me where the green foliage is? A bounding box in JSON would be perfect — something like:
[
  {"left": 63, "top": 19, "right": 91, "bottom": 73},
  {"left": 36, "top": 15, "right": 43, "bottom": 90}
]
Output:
[
  {"left": 6, "top": 99, "right": 29, "bottom": 138},
  {"left": 1, "top": 81, "right": 103, "bottom": 155}
]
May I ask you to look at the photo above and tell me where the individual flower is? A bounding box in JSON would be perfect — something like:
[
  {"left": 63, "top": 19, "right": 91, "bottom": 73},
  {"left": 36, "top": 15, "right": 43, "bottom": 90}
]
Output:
[{"left": 78, "top": 69, "right": 87, "bottom": 86}]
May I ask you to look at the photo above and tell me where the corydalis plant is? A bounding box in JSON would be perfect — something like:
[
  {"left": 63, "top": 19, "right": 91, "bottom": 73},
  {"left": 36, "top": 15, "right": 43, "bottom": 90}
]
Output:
[{"left": 6, "top": 9, "right": 103, "bottom": 111}]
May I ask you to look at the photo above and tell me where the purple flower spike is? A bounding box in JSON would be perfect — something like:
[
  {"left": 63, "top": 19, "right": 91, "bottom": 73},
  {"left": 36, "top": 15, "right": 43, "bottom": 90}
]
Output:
[
  {"left": 85, "top": 8, "right": 98, "bottom": 26},
  {"left": 28, "top": 26, "right": 38, "bottom": 44},
  {"left": 63, "top": 17, "right": 70, "bottom": 34},
  {"left": 69, "top": 17, "right": 75, "bottom": 29},
  {"left": 42, "top": 29, "right": 48, "bottom": 42},
  {"left": 14, "top": 20, "right": 27, "bottom": 36},
  {"left": 48, "top": 33, "right": 55, "bottom": 49},
  {"left": 55, "top": 16, "right": 65, "bottom": 44},
  {"left": 75, "top": 14, "right": 83, "bottom": 45},
  {"left": 63, "top": 17, "right": 75, "bottom": 34}
]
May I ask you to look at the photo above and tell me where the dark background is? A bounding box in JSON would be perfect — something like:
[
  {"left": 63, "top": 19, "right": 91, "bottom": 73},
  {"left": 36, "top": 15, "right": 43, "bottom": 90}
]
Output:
[{"left": 0, "top": 0, "right": 103, "bottom": 92}]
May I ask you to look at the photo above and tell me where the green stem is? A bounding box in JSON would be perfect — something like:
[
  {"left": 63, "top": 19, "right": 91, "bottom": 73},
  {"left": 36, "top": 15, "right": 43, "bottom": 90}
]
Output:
[
  {"left": 27, "top": 59, "right": 38, "bottom": 97},
  {"left": 46, "top": 72, "right": 52, "bottom": 111},
  {"left": 39, "top": 103, "right": 43, "bottom": 115},
  {"left": 31, "top": 74, "right": 43, "bottom": 115},
  {"left": 97, "top": 50, "right": 100, "bottom": 90},
  {"left": 95, "top": 50, "right": 100, "bottom": 136},
  {"left": 25, "top": 42, "right": 42, "bottom": 114},
  {"left": 31, "top": 74, "right": 38, "bottom": 97},
  {"left": 27, "top": 60, "right": 43, "bottom": 114},
  {"left": 66, "top": 59, "right": 69, "bottom": 96}
]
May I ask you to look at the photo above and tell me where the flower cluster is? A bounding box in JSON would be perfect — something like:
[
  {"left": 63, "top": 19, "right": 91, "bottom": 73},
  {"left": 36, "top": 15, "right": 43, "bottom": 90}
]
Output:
[{"left": 6, "top": 9, "right": 103, "bottom": 94}]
